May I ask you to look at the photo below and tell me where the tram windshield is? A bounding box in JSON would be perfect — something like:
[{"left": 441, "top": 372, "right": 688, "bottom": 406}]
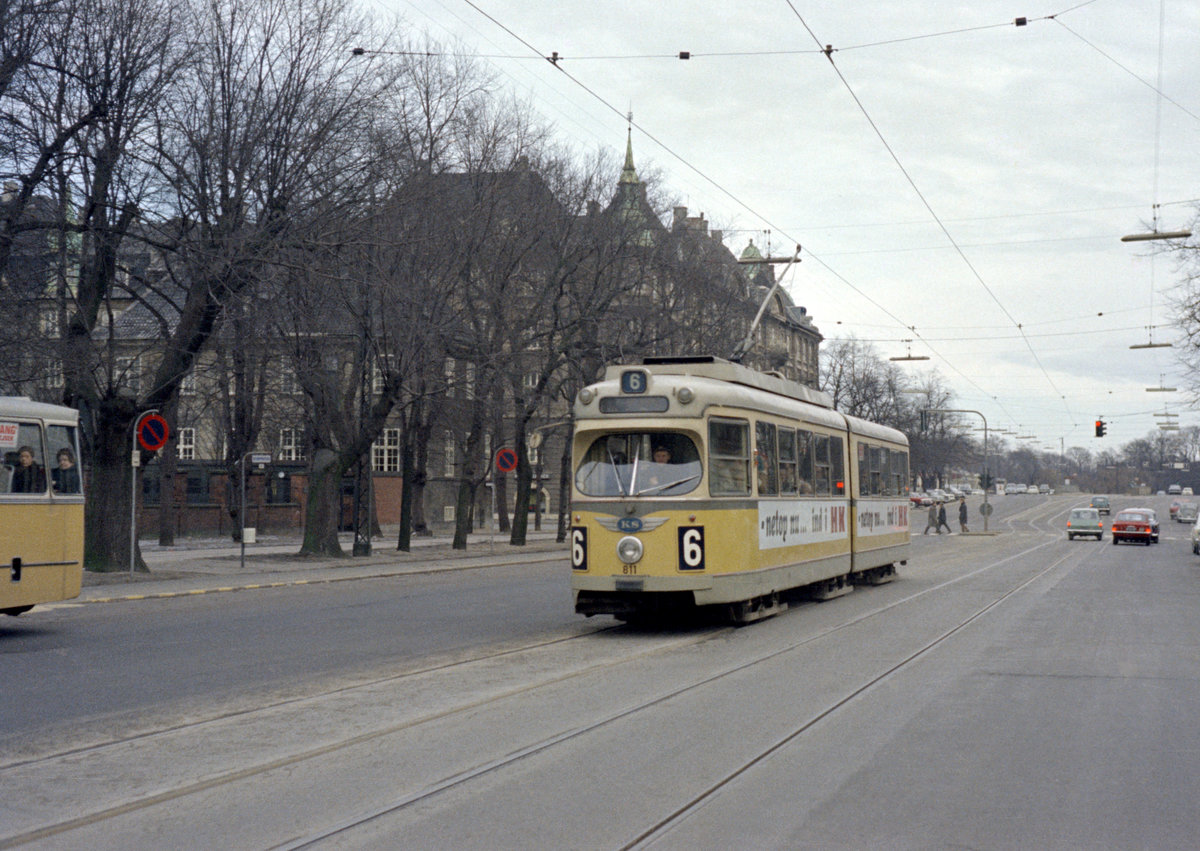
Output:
[{"left": 575, "top": 432, "right": 702, "bottom": 497}]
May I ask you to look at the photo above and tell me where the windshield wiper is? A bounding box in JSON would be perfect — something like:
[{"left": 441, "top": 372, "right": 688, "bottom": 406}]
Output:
[{"left": 634, "top": 472, "right": 701, "bottom": 497}]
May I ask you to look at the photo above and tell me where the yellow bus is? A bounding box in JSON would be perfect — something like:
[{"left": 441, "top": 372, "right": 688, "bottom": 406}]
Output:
[
  {"left": 570, "top": 357, "right": 909, "bottom": 623},
  {"left": 1, "top": 397, "right": 84, "bottom": 616}
]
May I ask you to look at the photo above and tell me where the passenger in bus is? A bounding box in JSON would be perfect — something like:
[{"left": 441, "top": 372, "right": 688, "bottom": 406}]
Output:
[
  {"left": 11, "top": 445, "right": 46, "bottom": 493},
  {"left": 52, "top": 447, "right": 80, "bottom": 494}
]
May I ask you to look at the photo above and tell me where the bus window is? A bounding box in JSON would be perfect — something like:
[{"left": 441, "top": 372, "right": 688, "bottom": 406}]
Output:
[
  {"left": 47, "top": 424, "right": 82, "bottom": 495},
  {"left": 575, "top": 432, "right": 701, "bottom": 497},
  {"left": 6, "top": 423, "right": 47, "bottom": 494},
  {"left": 755, "top": 421, "right": 778, "bottom": 496},
  {"left": 709, "top": 418, "right": 750, "bottom": 496}
]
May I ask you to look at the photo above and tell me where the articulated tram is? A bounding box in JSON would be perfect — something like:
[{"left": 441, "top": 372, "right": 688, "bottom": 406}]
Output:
[{"left": 570, "top": 357, "right": 909, "bottom": 623}]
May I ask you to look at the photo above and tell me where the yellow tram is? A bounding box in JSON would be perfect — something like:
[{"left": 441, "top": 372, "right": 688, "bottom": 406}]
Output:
[
  {"left": 1, "top": 397, "right": 84, "bottom": 616},
  {"left": 570, "top": 357, "right": 909, "bottom": 623}
]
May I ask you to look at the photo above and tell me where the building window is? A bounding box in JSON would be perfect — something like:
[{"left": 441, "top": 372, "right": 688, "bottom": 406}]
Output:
[
  {"left": 444, "top": 432, "right": 456, "bottom": 477},
  {"left": 177, "top": 427, "right": 196, "bottom": 461},
  {"left": 372, "top": 427, "right": 401, "bottom": 472},
  {"left": 142, "top": 471, "right": 161, "bottom": 506},
  {"left": 185, "top": 470, "right": 209, "bottom": 504},
  {"left": 279, "top": 427, "right": 304, "bottom": 462},
  {"left": 115, "top": 355, "right": 141, "bottom": 396},
  {"left": 266, "top": 472, "right": 292, "bottom": 504},
  {"left": 46, "top": 359, "right": 63, "bottom": 389},
  {"left": 279, "top": 364, "right": 300, "bottom": 395}
]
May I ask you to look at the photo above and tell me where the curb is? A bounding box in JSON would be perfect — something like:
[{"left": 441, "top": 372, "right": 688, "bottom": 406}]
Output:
[{"left": 77, "top": 548, "right": 567, "bottom": 605}]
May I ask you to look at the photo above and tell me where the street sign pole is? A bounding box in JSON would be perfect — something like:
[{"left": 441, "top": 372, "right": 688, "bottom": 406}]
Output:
[
  {"left": 130, "top": 410, "right": 161, "bottom": 573},
  {"left": 241, "top": 453, "right": 272, "bottom": 570}
]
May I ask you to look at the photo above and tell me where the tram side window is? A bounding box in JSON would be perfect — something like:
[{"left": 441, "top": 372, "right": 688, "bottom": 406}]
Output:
[
  {"left": 46, "top": 424, "right": 82, "bottom": 495},
  {"left": 778, "top": 428, "right": 798, "bottom": 495},
  {"left": 5, "top": 422, "right": 47, "bottom": 494},
  {"left": 831, "top": 436, "right": 845, "bottom": 496},
  {"left": 812, "top": 435, "right": 831, "bottom": 495},
  {"left": 891, "top": 450, "right": 909, "bottom": 496},
  {"left": 796, "top": 429, "right": 815, "bottom": 494},
  {"left": 857, "top": 443, "right": 870, "bottom": 498},
  {"left": 873, "top": 445, "right": 887, "bottom": 495},
  {"left": 709, "top": 419, "right": 750, "bottom": 496},
  {"left": 755, "top": 421, "right": 778, "bottom": 496}
]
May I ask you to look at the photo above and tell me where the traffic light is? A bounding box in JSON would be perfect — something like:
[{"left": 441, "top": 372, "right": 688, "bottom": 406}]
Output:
[{"left": 1095, "top": 419, "right": 1106, "bottom": 437}]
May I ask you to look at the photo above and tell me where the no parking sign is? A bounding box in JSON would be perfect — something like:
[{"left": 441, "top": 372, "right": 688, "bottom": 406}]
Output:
[
  {"left": 495, "top": 447, "right": 518, "bottom": 473},
  {"left": 136, "top": 413, "right": 170, "bottom": 451}
]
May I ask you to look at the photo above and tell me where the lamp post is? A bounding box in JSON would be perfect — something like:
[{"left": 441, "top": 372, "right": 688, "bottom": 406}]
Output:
[{"left": 922, "top": 408, "right": 990, "bottom": 532}]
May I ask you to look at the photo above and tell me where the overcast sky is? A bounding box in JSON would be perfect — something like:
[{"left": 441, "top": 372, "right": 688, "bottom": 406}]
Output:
[{"left": 390, "top": 0, "right": 1200, "bottom": 452}]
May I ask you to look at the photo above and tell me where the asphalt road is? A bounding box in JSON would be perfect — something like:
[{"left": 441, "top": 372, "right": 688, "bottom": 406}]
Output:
[{"left": 4, "top": 493, "right": 1199, "bottom": 849}]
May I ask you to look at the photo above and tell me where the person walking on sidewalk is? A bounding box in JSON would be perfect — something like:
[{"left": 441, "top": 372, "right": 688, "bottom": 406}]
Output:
[
  {"left": 937, "top": 502, "right": 953, "bottom": 534},
  {"left": 958, "top": 498, "right": 969, "bottom": 534},
  {"left": 924, "top": 502, "right": 939, "bottom": 535}
]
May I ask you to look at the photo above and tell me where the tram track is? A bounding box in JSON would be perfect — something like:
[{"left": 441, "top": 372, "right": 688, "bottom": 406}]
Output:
[
  {"left": 622, "top": 545, "right": 1078, "bottom": 849},
  {"left": 5, "top": 535, "right": 1068, "bottom": 849},
  {"left": 272, "top": 536, "right": 1065, "bottom": 850},
  {"left": 0, "top": 622, "right": 728, "bottom": 849},
  {"left": 0, "top": 624, "right": 623, "bottom": 774}
]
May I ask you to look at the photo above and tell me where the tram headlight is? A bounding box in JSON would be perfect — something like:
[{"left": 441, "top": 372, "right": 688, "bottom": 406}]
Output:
[
  {"left": 616, "top": 535, "right": 643, "bottom": 564},
  {"left": 578, "top": 388, "right": 595, "bottom": 405},
  {"left": 676, "top": 386, "right": 694, "bottom": 405}
]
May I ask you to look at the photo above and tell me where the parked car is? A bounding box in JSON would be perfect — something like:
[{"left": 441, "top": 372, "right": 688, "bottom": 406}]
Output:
[
  {"left": 1177, "top": 503, "right": 1199, "bottom": 524},
  {"left": 909, "top": 491, "right": 933, "bottom": 506},
  {"left": 1090, "top": 495, "right": 1110, "bottom": 515},
  {"left": 1112, "top": 509, "right": 1159, "bottom": 545},
  {"left": 1066, "top": 507, "right": 1103, "bottom": 541},
  {"left": 1038, "top": 484, "right": 1051, "bottom": 494}
]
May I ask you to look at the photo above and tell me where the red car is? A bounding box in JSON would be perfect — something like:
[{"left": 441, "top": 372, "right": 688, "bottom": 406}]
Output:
[{"left": 1111, "top": 509, "right": 1160, "bottom": 545}]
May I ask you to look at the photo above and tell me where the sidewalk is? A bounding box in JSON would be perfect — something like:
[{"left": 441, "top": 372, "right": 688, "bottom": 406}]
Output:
[{"left": 78, "top": 528, "right": 568, "bottom": 604}]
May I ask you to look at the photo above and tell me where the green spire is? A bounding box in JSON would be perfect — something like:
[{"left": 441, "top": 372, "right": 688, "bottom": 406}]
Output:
[{"left": 619, "top": 125, "right": 639, "bottom": 185}]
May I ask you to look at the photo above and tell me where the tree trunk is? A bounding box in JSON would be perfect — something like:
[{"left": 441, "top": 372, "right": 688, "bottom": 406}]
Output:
[
  {"left": 555, "top": 424, "right": 573, "bottom": 543},
  {"left": 158, "top": 400, "right": 179, "bottom": 547},
  {"left": 510, "top": 436, "right": 531, "bottom": 546},
  {"left": 301, "top": 448, "right": 345, "bottom": 556},
  {"left": 396, "top": 438, "right": 414, "bottom": 552},
  {"left": 85, "top": 401, "right": 143, "bottom": 572}
]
